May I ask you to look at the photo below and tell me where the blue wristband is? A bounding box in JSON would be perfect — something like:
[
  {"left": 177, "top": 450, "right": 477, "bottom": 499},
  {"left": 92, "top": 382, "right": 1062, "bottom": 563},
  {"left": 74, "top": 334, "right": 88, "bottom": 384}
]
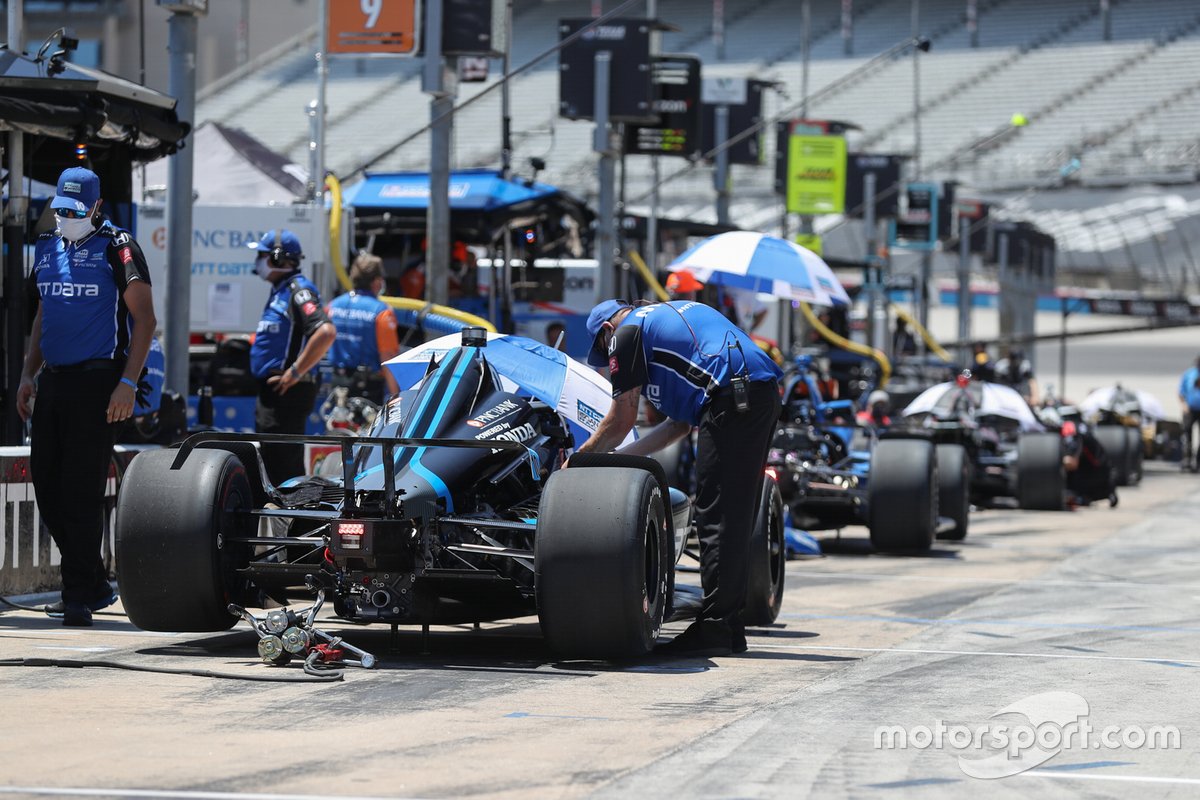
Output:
[{"left": 120, "top": 377, "right": 138, "bottom": 390}]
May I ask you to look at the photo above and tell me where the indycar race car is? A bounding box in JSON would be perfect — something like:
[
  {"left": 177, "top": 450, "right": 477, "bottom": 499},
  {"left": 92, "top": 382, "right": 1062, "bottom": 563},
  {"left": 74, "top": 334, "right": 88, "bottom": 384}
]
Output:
[
  {"left": 899, "top": 376, "right": 1066, "bottom": 511},
  {"left": 767, "top": 356, "right": 969, "bottom": 552},
  {"left": 115, "top": 329, "right": 785, "bottom": 661}
]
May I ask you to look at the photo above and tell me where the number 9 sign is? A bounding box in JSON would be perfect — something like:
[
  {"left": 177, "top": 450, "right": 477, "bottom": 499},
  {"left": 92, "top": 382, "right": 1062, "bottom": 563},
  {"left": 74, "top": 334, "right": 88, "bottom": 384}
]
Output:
[{"left": 328, "top": 0, "right": 420, "bottom": 55}]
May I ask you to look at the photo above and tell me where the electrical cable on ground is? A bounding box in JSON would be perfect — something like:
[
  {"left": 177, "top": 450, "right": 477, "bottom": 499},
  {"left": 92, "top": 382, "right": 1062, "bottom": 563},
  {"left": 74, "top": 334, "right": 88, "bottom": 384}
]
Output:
[
  {"left": 0, "top": 657, "right": 344, "bottom": 683},
  {"left": 0, "top": 595, "right": 125, "bottom": 617}
]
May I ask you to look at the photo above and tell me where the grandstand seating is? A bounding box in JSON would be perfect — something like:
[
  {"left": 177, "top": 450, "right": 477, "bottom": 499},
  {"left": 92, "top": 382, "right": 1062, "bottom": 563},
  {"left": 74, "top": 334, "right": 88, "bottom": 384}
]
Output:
[{"left": 192, "top": 0, "right": 1200, "bottom": 255}]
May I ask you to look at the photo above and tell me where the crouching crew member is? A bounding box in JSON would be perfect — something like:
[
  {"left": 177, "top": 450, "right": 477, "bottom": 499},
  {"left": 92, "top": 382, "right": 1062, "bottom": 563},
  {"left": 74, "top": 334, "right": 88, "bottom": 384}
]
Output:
[
  {"left": 326, "top": 252, "right": 401, "bottom": 404},
  {"left": 249, "top": 229, "right": 336, "bottom": 485},
  {"left": 575, "top": 299, "right": 782, "bottom": 656},
  {"left": 17, "top": 167, "right": 157, "bottom": 627}
]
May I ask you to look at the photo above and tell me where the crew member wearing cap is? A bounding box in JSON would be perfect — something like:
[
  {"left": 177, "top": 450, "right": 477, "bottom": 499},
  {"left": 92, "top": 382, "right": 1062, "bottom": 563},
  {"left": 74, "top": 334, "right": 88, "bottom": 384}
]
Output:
[
  {"left": 575, "top": 299, "right": 783, "bottom": 656},
  {"left": 856, "top": 390, "right": 892, "bottom": 429},
  {"left": 248, "top": 229, "right": 336, "bottom": 484},
  {"left": 17, "top": 167, "right": 157, "bottom": 627},
  {"left": 326, "top": 252, "right": 401, "bottom": 404},
  {"left": 665, "top": 270, "right": 703, "bottom": 300}
]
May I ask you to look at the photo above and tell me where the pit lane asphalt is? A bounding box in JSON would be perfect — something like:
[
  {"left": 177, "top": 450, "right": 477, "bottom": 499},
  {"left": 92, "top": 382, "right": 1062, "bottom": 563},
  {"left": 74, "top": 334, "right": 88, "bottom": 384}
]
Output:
[{"left": 2, "top": 461, "right": 1198, "bottom": 800}]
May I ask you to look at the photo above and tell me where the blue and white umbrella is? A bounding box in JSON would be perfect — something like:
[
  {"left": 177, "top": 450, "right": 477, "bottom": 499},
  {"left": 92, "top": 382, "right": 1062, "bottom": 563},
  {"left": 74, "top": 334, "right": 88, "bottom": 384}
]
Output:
[
  {"left": 669, "top": 231, "right": 850, "bottom": 306},
  {"left": 384, "top": 332, "right": 635, "bottom": 447}
]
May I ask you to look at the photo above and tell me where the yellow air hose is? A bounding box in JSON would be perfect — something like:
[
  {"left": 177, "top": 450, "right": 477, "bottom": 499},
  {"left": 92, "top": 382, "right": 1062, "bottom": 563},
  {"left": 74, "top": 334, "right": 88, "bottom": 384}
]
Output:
[
  {"left": 325, "top": 173, "right": 497, "bottom": 333},
  {"left": 799, "top": 302, "right": 892, "bottom": 388},
  {"left": 890, "top": 303, "right": 952, "bottom": 362},
  {"left": 628, "top": 249, "right": 671, "bottom": 302}
]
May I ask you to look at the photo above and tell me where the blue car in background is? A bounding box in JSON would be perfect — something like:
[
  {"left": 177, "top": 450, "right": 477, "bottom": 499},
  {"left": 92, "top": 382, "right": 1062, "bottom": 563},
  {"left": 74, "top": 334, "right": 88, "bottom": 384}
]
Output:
[{"left": 767, "top": 356, "right": 970, "bottom": 553}]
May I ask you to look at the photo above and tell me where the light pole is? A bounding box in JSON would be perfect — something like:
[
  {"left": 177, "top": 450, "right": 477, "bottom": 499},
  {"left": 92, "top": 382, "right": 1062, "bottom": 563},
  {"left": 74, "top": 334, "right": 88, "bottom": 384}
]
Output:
[{"left": 160, "top": 0, "right": 207, "bottom": 400}]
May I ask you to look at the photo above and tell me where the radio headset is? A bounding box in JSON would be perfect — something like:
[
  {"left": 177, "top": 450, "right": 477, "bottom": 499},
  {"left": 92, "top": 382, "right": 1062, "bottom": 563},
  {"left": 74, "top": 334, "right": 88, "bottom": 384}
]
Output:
[
  {"left": 638, "top": 298, "right": 754, "bottom": 414},
  {"left": 268, "top": 229, "right": 286, "bottom": 269}
]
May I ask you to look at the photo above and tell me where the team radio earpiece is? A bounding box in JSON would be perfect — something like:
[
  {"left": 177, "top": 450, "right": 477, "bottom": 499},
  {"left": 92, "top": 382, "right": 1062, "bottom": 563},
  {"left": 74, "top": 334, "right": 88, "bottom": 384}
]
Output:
[{"left": 268, "top": 229, "right": 286, "bottom": 269}]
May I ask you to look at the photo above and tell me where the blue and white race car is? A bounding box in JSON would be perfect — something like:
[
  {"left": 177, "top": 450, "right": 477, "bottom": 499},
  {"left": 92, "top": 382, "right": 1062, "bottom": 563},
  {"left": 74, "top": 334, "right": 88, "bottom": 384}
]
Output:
[
  {"left": 115, "top": 329, "right": 785, "bottom": 662},
  {"left": 767, "top": 356, "right": 970, "bottom": 552}
]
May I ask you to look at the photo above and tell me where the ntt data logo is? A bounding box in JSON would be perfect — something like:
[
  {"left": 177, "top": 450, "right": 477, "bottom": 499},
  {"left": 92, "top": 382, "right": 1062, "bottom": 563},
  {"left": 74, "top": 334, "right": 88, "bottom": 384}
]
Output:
[{"left": 874, "top": 691, "right": 1181, "bottom": 779}]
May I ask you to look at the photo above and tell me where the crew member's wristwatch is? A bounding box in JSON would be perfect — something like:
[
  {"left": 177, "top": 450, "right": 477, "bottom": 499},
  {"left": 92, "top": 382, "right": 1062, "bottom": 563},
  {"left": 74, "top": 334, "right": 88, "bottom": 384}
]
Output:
[{"left": 288, "top": 365, "right": 299, "bottom": 381}]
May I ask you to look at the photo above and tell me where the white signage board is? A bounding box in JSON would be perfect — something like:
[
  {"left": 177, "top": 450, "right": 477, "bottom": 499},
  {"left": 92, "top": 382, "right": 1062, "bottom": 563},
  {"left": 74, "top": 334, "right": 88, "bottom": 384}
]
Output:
[
  {"left": 135, "top": 204, "right": 327, "bottom": 334},
  {"left": 701, "top": 76, "right": 747, "bottom": 105}
]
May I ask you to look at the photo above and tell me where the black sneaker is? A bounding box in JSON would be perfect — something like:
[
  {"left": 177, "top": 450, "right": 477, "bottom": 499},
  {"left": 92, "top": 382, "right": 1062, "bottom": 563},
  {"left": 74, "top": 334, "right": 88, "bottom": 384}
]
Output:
[
  {"left": 45, "top": 589, "right": 118, "bottom": 616},
  {"left": 654, "top": 620, "right": 734, "bottom": 658},
  {"left": 62, "top": 603, "right": 93, "bottom": 627},
  {"left": 730, "top": 616, "right": 748, "bottom": 654}
]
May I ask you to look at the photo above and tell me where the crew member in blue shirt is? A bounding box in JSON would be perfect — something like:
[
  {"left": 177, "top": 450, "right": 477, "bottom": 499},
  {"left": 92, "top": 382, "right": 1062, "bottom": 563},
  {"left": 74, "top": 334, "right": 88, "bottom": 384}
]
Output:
[
  {"left": 575, "top": 299, "right": 783, "bottom": 656},
  {"left": 1179, "top": 355, "right": 1200, "bottom": 472},
  {"left": 326, "top": 252, "right": 401, "bottom": 403},
  {"left": 16, "top": 167, "right": 157, "bottom": 627},
  {"left": 248, "top": 229, "right": 336, "bottom": 484}
]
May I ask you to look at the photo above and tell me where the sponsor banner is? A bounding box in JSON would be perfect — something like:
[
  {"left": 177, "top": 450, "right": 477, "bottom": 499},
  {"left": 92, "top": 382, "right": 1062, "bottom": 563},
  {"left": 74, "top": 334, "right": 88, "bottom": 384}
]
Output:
[
  {"left": 786, "top": 135, "right": 848, "bottom": 215},
  {"left": 1084, "top": 296, "right": 1200, "bottom": 319},
  {"left": 136, "top": 204, "right": 331, "bottom": 334}
]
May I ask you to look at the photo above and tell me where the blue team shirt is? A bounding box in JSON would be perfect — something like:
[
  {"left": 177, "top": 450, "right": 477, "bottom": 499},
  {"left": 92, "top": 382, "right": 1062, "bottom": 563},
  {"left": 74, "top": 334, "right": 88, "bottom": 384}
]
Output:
[
  {"left": 32, "top": 222, "right": 151, "bottom": 366},
  {"left": 251, "top": 273, "right": 330, "bottom": 378},
  {"left": 327, "top": 291, "right": 391, "bottom": 370},
  {"left": 607, "top": 301, "right": 782, "bottom": 426},
  {"left": 1180, "top": 367, "right": 1200, "bottom": 411}
]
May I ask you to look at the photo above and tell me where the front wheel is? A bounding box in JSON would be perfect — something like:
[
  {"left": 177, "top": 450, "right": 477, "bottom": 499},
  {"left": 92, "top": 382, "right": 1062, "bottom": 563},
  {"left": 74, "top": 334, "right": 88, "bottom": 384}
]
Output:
[
  {"left": 743, "top": 475, "right": 785, "bottom": 626},
  {"left": 536, "top": 466, "right": 670, "bottom": 659},
  {"left": 116, "top": 448, "right": 253, "bottom": 631}
]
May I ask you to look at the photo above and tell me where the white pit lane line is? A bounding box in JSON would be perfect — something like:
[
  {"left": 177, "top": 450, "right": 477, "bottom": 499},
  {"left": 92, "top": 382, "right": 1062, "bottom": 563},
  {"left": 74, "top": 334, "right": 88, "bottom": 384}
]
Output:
[
  {"left": 797, "top": 570, "right": 1200, "bottom": 591},
  {"left": 0, "top": 788, "right": 426, "bottom": 800},
  {"left": 1021, "top": 772, "right": 1200, "bottom": 787},
  {"left": 749, "top": 643, "right": 1200, "bottom": 667}
]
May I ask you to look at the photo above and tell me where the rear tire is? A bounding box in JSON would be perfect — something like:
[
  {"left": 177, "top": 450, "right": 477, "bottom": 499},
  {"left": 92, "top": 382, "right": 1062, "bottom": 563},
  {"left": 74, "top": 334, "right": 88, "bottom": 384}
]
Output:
[
  {"left": 1125, "top": 426, "right": 1144, "bottom": 485},
  {"left": 935, "top": 443, "right": 970, "bottom": 541},
  {"left": 536, "top": 467, "right": 670, "bottom": 659},
  {"left": 869, "top": 439, "right": 937, "bottom": 552},
  {"left": 743, "top": 476, "right": 785, "bottom": 626},
  {"left": 1017, "top": 432, "right": 1065, "bottom": 510},
  {"left": 116, "top": 448, "right": 253, "bottom": 631},
  {"left": 1095, "top": 425, "right": 1131, "bottom": 486}
]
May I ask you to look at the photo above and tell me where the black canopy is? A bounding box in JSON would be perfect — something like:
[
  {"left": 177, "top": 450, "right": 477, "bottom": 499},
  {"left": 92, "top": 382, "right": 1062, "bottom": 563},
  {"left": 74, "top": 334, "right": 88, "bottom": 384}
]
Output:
[{"left": 0, "top": 48, "right": 190, "bottom": 174}]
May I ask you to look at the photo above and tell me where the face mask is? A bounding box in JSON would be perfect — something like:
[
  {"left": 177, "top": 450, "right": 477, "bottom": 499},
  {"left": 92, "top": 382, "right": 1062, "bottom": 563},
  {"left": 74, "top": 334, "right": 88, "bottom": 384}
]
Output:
[
  {"left": 255, "top": 255, "right": 274, "bottom": 281},
  {"left": 57, "top": 215, "right": 95, "bottom": 242}
]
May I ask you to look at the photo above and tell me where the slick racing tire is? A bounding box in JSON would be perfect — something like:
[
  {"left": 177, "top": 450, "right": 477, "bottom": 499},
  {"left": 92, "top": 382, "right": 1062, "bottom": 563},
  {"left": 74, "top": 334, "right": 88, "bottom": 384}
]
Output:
[
  {"left": 1126, "top": 426, "right": 1144, "bottom": 484},
  {"left": 116, "top": 448, "right": 253, "bottom": 632},
  {"left": 868, "top": 438, "right": 937, "bottom": 552},
  {"left": 1094, "top": 425, "right": 1133, "bottom": 487},
  {"left": 935, "top": 443, "right": 971, "bottom": 541},
  {"left": 536, "top": 466, "right": 670, "bottom": 660},
  {"left": 1016, "top": 432, "right": 1065, "bottom": 510},
  {"left": 743, "top": 475, "right": 786, "bottom": 626}
]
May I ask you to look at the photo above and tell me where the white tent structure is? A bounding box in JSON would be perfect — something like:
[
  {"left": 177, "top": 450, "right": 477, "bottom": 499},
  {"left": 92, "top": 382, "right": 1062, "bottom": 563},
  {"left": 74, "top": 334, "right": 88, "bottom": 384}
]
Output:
[{"left": 134, "top": 121, "right": 308, "bottom": 206}]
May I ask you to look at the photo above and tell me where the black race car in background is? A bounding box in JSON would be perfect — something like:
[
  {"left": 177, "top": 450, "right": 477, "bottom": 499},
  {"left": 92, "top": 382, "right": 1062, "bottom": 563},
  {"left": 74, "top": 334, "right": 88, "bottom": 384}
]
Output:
[
  {"left": 899, "top": 376, "right": 1066, "bottom": 511},
  {"left": 114, "top": 330, "right": 785, "bottom": 661}
]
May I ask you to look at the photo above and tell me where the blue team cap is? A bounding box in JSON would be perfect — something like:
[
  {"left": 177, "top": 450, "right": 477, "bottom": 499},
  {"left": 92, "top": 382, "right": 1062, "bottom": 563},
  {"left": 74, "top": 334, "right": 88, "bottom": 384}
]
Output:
[
  {"left": 586, "top": 299, "right": 629, "bottom": 368},
  {"left": 248, "top": 229, "right": 304, "bottom": 262},
  {"left": 50, "top": 167, "right": 101, "bottom": 212}
]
